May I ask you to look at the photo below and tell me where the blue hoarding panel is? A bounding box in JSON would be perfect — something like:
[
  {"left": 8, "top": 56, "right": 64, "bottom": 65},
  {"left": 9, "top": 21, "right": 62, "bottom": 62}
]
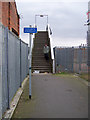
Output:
[{"left": 24, "top": 28, "right": 37, "bottom": 33}]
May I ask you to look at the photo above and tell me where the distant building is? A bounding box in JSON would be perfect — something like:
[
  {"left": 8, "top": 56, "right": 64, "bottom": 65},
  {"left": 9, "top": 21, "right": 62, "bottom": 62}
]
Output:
[
  {"left": 0, "top": 0, "right": 20, "bottom": 36},
  {"left": 87, "top": 1, "right": 90, "bottom": 46}
]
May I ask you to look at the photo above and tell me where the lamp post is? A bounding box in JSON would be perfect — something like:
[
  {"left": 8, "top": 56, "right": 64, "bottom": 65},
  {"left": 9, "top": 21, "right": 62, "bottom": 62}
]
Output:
[{"left": 35, "top": 14, "right": 48, "bottom": 27}]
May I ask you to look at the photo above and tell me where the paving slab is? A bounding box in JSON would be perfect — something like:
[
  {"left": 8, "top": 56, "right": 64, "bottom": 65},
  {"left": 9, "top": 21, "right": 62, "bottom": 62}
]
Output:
[{"left": 12, "top": 74, "right": 88, "bottom": 118}]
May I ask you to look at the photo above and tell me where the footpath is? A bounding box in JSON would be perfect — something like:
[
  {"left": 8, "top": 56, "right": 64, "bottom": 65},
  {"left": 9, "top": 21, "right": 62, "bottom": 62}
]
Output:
[{"left": 12, "top": 73, "right": 88, "bottom": 118}]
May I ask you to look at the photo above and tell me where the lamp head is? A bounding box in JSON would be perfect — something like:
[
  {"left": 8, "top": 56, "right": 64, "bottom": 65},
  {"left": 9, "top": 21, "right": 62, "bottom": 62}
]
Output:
[{"left": 40, "top": 15, "right": 44, "bottom": 17}]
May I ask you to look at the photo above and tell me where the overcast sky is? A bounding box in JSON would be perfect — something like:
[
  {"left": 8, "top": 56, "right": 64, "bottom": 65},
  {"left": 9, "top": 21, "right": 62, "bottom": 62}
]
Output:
[{"left": 16, "top": 0, "right": 89, "bottom": 47}]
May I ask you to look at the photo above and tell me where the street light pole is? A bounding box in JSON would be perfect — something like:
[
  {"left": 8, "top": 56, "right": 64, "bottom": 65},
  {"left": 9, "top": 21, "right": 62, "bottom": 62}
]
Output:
[
  {"left": 29, "top": 25, "right": 32, "bottom": 99},
  {"left": 47, "top": 15, "right": 48, "bottom": 25},
  {"left": 24, "top": 25, "right": 37, "bottom": 99},
  {"left": 35, "top": 15, "right": 37, "bottom": 27}
]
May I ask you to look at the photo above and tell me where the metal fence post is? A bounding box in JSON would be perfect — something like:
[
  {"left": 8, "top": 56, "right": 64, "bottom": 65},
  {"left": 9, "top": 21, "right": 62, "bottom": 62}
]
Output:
[
  {"left": 5, "top": 27, "right": 10, "bottom": 109},
  {"left": 53, "top": 47, "right": 55, "bottom": 73},
  {"left": 72, "top": 47, "right": 74, "bottom": 72},
  {"left": 79, "top": 46, "right": 81, "bottom": 73},
  {"left": 0, "top": 24, "right": 2, "bottom": 119},
  {"left": 55, "top": 48, "right": 57, "bottom": 73},
  {"left": 29, "top": 25, "right": 32, "bottom": 99},
  {"left": 20, "top": 39, "right": 22, "bottom": 87}
]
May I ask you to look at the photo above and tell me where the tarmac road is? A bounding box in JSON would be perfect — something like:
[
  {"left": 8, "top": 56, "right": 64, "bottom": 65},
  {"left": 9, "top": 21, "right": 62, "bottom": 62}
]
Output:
[{"left": 12, "top": 73, "right": 88, "bottom": 118}]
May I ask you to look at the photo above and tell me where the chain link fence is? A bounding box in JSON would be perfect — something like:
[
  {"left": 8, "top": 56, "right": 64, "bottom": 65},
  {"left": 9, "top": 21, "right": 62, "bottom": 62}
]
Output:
[
  {"left": 0, "top": 23, "right": 28, "bottom": 119},
  {"left": 54, "top": 46, "right": 88, "bottom": 74}
]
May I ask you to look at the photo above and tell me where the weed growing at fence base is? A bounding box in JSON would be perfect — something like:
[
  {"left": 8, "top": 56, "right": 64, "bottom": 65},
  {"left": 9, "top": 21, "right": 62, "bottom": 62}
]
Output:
[
  {"left": 54, "top": 72, "right": 74, "bottom": 76},
  {"left": 54, "top": 72, "right": 88, "bottom": 81},
  {"left": 79, "top": 74, "right": 88, "bottom": 81}
]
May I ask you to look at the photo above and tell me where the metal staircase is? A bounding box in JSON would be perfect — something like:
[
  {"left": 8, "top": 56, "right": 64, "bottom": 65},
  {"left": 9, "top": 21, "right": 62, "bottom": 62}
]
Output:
[{"left": 32, "top": 31, "right": 52, "bottom": 73}]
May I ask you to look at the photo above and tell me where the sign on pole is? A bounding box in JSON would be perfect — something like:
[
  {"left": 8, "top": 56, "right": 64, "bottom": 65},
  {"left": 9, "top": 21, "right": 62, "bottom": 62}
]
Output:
[
  {"left": 24, "top": 26, "right": 37, "bottom": 99},
  {"left": 24, "top": 28, "right": 37, "bottom": 33}
]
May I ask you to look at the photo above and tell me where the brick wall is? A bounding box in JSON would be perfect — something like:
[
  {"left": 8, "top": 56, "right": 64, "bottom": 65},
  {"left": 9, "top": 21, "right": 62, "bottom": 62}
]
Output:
[
  {"left": 0, "top": 1, "right": 20, "bottom": 36},
  {"left": 2, "top": 2, "right": 9, "bottom": 28},
  {"left": 0, "top": 2, "right": 2, "bottom": 22}
]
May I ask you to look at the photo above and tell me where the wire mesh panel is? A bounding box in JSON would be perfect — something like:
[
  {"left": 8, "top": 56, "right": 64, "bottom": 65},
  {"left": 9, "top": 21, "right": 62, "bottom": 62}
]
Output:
[
  {"left": 21, "top": 41, "right": 28, "bottom": 83},
  {"left": 1, "top": 25, "right": 8, "bottom": 114},
  {"left": 55, "top": 47, "right": 88, "bottom": 73},
  {"left": 55, "top": 47, "right": 74, "bottom": 73},
  {"left": 24, "top": 43, "right": 28, "bottom": 76},
  {"left": 0, "top": 23, "right": 28, "bottom": 119},
  {"left": 73, "top": 47, "right": 88, "bottom": 73},
  {"left": 73, "top": 48, "right": 79, "bottom": 73},
  {"left": 81, "top": 48, "right": 88, "bottom": 73},
  {"left": 8, "top": 31, "right": 21, "bottom": 103},
  {"left": 87, "top": 31, "right": 90, "bottom": 68}
]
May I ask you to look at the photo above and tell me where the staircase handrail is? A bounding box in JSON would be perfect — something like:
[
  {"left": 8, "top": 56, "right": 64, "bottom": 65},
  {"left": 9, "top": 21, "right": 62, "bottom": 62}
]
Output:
[
  {"left": 31, "top": 24, "right": 36, "bottom": 52},
  {"left": 46, "top": 24, "right": 54, "bottom": 60},
  {"left": 46, "top": 24, "right": 55, "bottom": 73}
]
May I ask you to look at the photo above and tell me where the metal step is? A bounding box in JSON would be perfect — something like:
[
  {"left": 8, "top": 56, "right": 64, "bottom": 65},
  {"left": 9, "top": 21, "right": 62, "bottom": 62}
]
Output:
[
  {"left": 32, "top": 69, "right": 51, "bottom": 73},
  {"left": 32, "top": 67, "right": 51, "bottom": 70},
  {"left": 32, "top": 64, "right": 51, "bottom": 66},
  {"left": 32, "top": 31, "right": 52, "bottom": 73}
]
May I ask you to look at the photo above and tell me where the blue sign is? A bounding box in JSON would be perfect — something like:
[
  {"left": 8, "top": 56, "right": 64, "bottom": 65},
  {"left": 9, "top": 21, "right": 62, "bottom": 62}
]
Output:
[{"left": 24, "top": 28, "right": 37, "bottom": 33}]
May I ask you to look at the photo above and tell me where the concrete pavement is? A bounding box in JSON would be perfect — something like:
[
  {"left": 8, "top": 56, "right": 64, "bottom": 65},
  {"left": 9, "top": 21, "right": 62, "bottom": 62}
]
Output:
[{"left": 12, "top": 73, "right": 88, "bottom": 118}]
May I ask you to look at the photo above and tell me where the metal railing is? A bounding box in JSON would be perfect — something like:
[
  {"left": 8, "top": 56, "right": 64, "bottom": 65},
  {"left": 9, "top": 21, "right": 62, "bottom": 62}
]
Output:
[{"left": 46, "top": 24, "right": 55, "bottom": 73}]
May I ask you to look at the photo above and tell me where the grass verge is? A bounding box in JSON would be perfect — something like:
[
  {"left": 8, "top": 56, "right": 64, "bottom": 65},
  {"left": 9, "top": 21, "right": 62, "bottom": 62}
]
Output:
[
  {"left": 54, "top": 72, "right": 74, "bottom": 76},
  {"left": 79, "top": 73, "right": 88, "bottom": 81}
]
